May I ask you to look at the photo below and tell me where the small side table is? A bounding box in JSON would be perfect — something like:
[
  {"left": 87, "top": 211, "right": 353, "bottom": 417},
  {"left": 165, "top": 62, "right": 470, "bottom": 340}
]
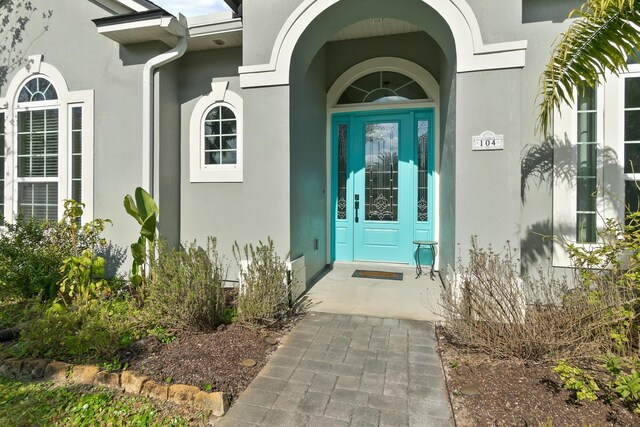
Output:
[{"left": 414, "top": 240, "right": 438, "bottom": 279}]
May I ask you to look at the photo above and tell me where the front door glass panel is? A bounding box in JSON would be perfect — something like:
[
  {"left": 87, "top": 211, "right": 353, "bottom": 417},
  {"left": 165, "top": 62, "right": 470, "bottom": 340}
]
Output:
[
  {"left": 417, "top": 120, "right": 429, "bottom": 222},
  {"left": 337, "top": 124, "right": 348, "bottom": 220},
  {"left": 365, "top": 123, "right": 398, "bottom": 221}
]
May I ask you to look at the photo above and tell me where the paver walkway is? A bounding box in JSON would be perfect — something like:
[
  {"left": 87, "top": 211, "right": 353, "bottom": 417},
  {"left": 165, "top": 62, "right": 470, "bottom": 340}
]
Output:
[{"left": 217, "top": 312, "right": 454, "bottom": 426}]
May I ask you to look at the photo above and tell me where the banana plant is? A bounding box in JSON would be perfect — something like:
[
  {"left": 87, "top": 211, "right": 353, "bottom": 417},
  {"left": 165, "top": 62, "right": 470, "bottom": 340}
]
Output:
[{"left": 123, "top": 187, "right": 158, "bottom": 297}]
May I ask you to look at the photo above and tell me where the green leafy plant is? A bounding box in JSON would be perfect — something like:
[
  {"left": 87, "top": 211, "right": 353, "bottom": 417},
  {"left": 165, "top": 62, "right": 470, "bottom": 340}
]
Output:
[
  {"left": 204, "top": 383, "right": 213, "bottom": 392},
  {"left": 233, "top": 237, "right": 290, "bottom": 326},
  {"left": 102, "top": 357, "right": 129, "bottom": 372},
  {"left": 0, "top": 199, "right": 111, "bottom": 302},
  {"left": 165, "top": 376, "right": 173, "bottom": 384},
  {"left": 554, "top": 359, "right": 600, "bottom": 402},
  {"left": 123, "top": 187, "right": 158, "bottom": 300},
  {"left": 147, "top": 326, "right": 176, "bottom": 344},
  {"left": 222, "top": 307, "right": 238, "bottom": 324}
]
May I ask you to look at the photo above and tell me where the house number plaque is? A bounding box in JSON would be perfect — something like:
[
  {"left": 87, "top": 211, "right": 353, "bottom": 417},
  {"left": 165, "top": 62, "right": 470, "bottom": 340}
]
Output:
[{"left": 472, "top": 131, "right": 504, "bottom": 151}]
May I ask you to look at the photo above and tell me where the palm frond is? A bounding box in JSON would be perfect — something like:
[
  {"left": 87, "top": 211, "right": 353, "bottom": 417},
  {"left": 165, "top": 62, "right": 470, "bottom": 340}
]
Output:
[{"left": 538, "top": 0, "right": 640, "bottom": 137}]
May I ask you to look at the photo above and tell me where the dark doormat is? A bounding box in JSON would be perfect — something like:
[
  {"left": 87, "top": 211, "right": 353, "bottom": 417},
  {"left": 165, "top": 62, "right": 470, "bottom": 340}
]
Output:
[{"left": 352, "top": 270, "right": 403, "bottom": 281}]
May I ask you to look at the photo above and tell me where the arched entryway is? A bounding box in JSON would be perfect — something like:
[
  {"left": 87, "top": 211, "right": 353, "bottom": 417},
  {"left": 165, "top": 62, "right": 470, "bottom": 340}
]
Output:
[{"left": 278, "top": 0, "right": 527, "bottom": 282}]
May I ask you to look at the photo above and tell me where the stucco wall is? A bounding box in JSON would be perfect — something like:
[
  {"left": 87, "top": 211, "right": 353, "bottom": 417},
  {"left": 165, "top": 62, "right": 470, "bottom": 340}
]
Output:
[
  {"left": 290, "top": 47, "right": 328, "bottom": 281},
  {"left": 155, "top": 61, "right": 181, "bottom": 248},
  {"left": 455, "top": 69, "right": 522, "bottom": 264},
  {"left": 518, "top": 1, "right": 583, "bottom": 276},
  {"left": 178, "top": 48, "right": 291, "bottom": 268}
]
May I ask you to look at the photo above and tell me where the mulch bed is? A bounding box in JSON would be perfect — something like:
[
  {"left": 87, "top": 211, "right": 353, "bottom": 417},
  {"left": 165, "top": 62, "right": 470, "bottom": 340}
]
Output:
[
  {"left": 437, "top": 326, "right": 640, "bottom": 427},
  {"left": 123, "top": 318, "right": 301, "bottom": 401}
]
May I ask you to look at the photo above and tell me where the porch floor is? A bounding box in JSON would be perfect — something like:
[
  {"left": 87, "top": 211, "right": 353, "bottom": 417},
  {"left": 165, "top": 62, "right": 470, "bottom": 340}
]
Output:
[{"left": 300, "top": 263, "right": 445, "bottom": 322}]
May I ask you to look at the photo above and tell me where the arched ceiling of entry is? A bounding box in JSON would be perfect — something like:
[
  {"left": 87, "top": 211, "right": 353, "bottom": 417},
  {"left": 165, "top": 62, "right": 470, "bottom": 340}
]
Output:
[{"left": 239, "top": 0, "right": 527, "bottom": 88}]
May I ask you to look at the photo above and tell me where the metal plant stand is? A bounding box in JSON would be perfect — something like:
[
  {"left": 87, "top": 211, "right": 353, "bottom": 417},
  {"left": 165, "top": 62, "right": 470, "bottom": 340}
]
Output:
[{"left": 414, "top": 240, "right": 438, "bottom": 279}]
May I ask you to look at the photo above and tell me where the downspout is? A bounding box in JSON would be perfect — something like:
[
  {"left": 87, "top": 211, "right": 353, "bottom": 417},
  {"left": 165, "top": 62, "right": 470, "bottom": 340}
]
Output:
[{"left": 142, "top": 14, "right": 188, "bottom": 198}]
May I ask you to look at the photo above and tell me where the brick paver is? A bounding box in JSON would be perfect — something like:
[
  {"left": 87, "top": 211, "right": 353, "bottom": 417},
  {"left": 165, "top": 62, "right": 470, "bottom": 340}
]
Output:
[{"left": 217, "top": 313, "right": 454, "bottom": 426}]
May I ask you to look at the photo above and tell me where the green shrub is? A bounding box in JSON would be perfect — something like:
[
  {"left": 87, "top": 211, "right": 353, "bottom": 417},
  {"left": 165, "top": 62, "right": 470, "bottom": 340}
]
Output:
[
  {"left": 234, "top": 237, "right": 289, "bottom": 326},
  {"left": 16, "top": 296, "right": 140, "bottom": 361},
  {"left": 0, "top": 218, "right": 71, "bottom": 300},
  {"left": 146, "top": 238, "right": 226, "bottom": 331},
  {"left": 0, "top": 200, "right": 110, "bottom": 301}
]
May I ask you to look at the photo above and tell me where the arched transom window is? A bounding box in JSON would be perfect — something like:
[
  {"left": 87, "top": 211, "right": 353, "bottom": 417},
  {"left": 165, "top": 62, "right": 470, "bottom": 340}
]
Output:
[
  {"left": 337, "top": 71, "right": 428, "bottom": 105},
  {"left": 18, "top": 77, "right": 58, "bottom": 103}
]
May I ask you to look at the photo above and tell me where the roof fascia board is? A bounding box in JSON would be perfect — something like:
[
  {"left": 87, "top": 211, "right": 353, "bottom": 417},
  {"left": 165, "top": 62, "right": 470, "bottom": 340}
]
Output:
[
  {"left": 188, "top": 18, "right": 242, "bottom": 37},
  {"left": 114, "top": 0, "right": 151, "bottom": 12},
  {"left": 93, "top": 0, "right": 153, "bottom": 13}
]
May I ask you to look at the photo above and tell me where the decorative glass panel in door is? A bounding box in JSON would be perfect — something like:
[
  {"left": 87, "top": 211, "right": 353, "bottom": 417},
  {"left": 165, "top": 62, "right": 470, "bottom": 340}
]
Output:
[
  {"left": 365, "top": 123, "right": 398, "bottom": 221},
  {"left": 353, "top": 114, "right": 412, "bottom": 263}
]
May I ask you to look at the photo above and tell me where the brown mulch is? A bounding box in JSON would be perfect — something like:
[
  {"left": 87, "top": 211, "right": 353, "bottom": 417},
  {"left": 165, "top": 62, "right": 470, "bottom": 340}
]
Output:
[
  {"left": 437, "top": 326, "right": 640, "bottom": 427},
  {"left": 124, "top": 318, "right": 301, "bottom": 401}
]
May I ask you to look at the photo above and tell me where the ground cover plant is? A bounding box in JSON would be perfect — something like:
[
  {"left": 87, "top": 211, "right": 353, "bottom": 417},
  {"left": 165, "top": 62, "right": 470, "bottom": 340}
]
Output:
[{"left": 0, "top": 376, "right": 191, "bottom": 427}]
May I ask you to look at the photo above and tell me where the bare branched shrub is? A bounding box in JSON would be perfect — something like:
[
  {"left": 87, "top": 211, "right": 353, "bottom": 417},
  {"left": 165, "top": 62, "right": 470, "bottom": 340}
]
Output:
[
  {"left": 146, "top": 237, "right": 226, "bottom": 331},
  {"left": 442, "top": 237, "right": 635, "bottom": 361},
  {"left": 234, "top": 238, "right": 289, "bottom": 326}
]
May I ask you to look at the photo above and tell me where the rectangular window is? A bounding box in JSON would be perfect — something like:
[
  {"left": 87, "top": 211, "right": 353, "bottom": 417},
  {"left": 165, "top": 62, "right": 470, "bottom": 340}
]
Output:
[
  {"left": 576, "top": 86, "right": 598, "bottom": 243},
  {"left": 16, "top": 108, "right": 59, "bottom": 221},
  {"left": 337, "top": 124, "right": 347, "bottom": 220},
  {"left": 417, "top": 120, "right": 429, "bottom": 222},
  {"left": 625, "top": 77, "right": 640, "bottom": 214},
  {"left": 18, "top": 182, "right": 58, "bottom": 221},
  {"left": 0, "top": 112, "right": 4, "bottom": 224},
  {"left": 71, "top": 107, "right": 82, "bottom": 203},
  {"left": 17, "top": 109, "right": 58, "bottom": 178}
]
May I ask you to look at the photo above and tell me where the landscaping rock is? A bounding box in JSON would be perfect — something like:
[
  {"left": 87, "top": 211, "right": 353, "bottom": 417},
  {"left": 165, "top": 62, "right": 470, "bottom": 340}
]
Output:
[
  {"left": 142, "top": 380, "right": 169, "bottom": 401},
  {"left": 168, "top": 384, "right": 200, "bottom": 406},
  {"left": 95, "top": 370, "right": 121, "bottom": 389},
  {"left": 121, "top": 370, "right": 150, "bottom": 394},
  {"left": 194, "top": 391, "right": 230, "bottom": 416},
  {"left": 23, "top": 359, "right": 49, "bottom": 378},
  {"left": 3, "top": 358, "right": 23, "bottom": 375},
  {"left": 44, "top": 361, "right": 72, "bottom": 383},
  {"left": 70, "top": 365, "right": 100, "bottom": 385},
  {"left": 241, "top": 358, "right": 256, "bottom": 367}
]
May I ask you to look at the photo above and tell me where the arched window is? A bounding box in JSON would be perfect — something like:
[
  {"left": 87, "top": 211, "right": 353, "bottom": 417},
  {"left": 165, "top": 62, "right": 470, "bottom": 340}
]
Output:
[
  {"left": 0, "top": 57, "right": 94, "bottom": 223},
  {"left": 190, "top": 80, "right": 243, "bottom": 182},
  {"left": 203, "top": 104, "right": 238, "bottom": 166},
  {"left": 337, "top": 71, "right": 428, "bottom": 105},
  {"left": 16, "top": 77, "right": 61, "bottom": 220}
]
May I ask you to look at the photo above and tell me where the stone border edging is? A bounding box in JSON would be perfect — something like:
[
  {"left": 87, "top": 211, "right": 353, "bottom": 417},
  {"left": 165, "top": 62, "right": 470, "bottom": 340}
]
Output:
[{"left": 0, "top": 352, "right": 230, "bottom": 417}]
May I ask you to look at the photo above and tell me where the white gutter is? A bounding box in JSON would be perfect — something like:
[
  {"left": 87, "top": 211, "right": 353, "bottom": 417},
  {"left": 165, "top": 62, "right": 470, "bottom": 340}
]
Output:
[{"left": 142, "top": 13, "right": 188, "bottom": 197}]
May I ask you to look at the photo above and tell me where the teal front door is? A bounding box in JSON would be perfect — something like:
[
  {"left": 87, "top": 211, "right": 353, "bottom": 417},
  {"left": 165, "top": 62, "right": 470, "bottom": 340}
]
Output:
[{"left": 332, "top": 109, "right": 435, "bottom": 264}]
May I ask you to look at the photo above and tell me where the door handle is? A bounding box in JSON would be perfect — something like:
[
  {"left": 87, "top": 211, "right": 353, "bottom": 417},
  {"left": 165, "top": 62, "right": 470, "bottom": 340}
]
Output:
[{"left": 354, "top": 194, "right": 360, "bottom": 223}]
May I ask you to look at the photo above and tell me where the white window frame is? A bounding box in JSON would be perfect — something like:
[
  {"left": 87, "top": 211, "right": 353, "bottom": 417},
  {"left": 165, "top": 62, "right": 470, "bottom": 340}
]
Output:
[
  {"left": 189, "top": 80, "right": 243, "bottom": 183},
  {"left": 0, "top": 55, "right": 94, "bottom": 223},
  {"left": 619, "top": 68, "right": 640, "bottom": 211},
  {"left": 552, "top": 68, "right": 640, "bottom": 267},
  {"left": 552, "top": 84, "right": 606, "bottom": 267}
]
